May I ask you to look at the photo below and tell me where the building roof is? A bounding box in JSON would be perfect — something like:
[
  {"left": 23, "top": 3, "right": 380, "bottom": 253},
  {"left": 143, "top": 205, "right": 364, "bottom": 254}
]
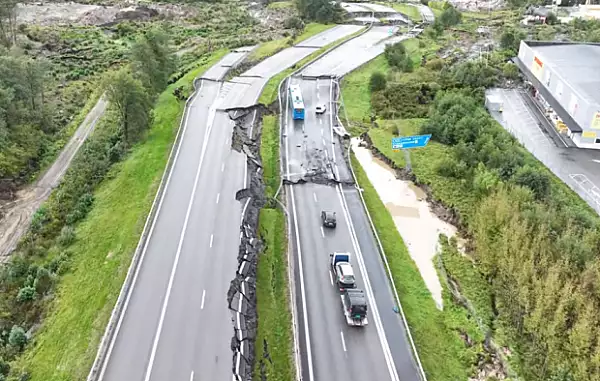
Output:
[{"left": 530, "top": 43, "right": 600, "bottom": 105}]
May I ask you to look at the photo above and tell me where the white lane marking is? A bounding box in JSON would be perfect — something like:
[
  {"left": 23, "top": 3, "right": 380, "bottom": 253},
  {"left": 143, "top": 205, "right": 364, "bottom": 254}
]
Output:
[
  {"left": 190, "top": 370, "right": 194, "bottom": 381},
  {"left": 216, "top": 193, "right": 220, "bottom": 204},
  {"left": 210, "top": 234, "right": 214, "bottom": 248},
  {"left": 329, "top": 270, "right": 334, "bottom": 286},
  {"left": 313, "top": 193, "right": 318, "bottom": 203},
  {"left": 243, "top": 155, "right": 248, "bottom": 189},
  {"left": 98, "top": 79, "right": 207, "bottom": 380},
  {"left": 321, "top": 129, "right": 324, "bottom": 137},
  {"left": 593, "top": 159, "right": 600, "bottom": 164},
  {"left": 340, "top": 331, "right": 347, "bottom": 352},
  {"left": 289, "top": 186, "right": 315, "bottom": 380},
  {"left": 221, "top": 162, "right": 225, "bottom": 172},
  {"left": 336, "top": 185, "right": 399, "bottom": 381},
  {"left": 226, "top": 137, "right": 229, "bottom": 146},
  {"left": 143, "top": 97, "right": 220, "bottom": 381},
  {"left": 249, "top": 109, "right": 257, "bottom": 138},
  {"left": 319, "top": 118, "right": 322, "bottom": 125},
  {"left": 201, "top": 290, "right": 206, "bottom": 310},
  {"left": 320, "top": 226, "right": 325, "bottom": 238}
]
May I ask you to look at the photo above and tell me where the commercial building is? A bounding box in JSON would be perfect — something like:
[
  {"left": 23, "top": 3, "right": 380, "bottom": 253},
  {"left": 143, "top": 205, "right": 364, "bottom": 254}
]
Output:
[{"left": 515, "top": 40, "right": 600, "bottom": 149}]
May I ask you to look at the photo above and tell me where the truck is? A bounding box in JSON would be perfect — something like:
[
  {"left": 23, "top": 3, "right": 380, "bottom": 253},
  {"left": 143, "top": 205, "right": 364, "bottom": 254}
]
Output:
[
  {"left": 341, "top": 288, "right": 368, "bottom": 326},
  {"left": 329, "top": 252, "right": 356, "bottom": 291}
]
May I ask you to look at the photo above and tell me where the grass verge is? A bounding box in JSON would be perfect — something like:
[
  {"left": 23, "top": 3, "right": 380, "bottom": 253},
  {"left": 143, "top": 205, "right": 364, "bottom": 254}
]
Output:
[
  {"left": 389, "top": 2, "right": 422, "bottom": 22},
  {"left": 259, "top": 25, "right": 367, "bottom": 106},
  {"left": 261, "top": 115, "right": 280, "bottom": 199},
  {"left": 254, "top": 208, "right": 293, "bottom": 381},
  {"left": 248, "top": 23, "right": 336, "bottom": 63},
  {"left": 350, "top": 153, "right": 481, "bottom": 381},
  {"left": 20, "top": 49, "right": 228, "bottom": 381}
]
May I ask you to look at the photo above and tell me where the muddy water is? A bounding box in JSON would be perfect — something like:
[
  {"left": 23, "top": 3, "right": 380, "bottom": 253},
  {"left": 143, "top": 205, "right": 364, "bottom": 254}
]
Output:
[{"left": 352, "top": 138, "right": 457, "bottom": 310}]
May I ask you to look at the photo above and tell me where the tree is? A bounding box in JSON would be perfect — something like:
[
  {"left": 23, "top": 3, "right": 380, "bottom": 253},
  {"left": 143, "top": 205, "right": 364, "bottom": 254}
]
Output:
[
  {"left": 384, "top": 42, "right": 412, "bottom": 72},
  {"left": 130, "top": 28, "right": 176, "bottom": 95},
  {"left": 537, "top": 24, "right": 557, "bottom": 41},
  {"left": 513, "top": 165, "right": 550, "bottom": 200},
  {"left": 369, "top": 72, "right": 387, "bottom": 92},
  {"left": 502, "top": 62, "right": 519, "bottom": 80},
  {"left": 8, "top": 326, "right": 26, "bottom": 350},
  {"left": 283, "top": 16, "right": 304, "bottom": 30},
  {"left": 0, "top": 0, "right": 18, "bottom": 47},
  {"left": 103, "top": 68, "right": 153, "bottom": 145},
  {"left": 296, "top": 0, "right": 344, "bottom": 23},
  {"left": 500, "top": 28, "right": 526, "bottom": 53},
  {"left": 16, "top": 286, "right": 35, "bottom": 303},
  {"left": 439, "top": 4, "right": 462, "bottom": 28}
]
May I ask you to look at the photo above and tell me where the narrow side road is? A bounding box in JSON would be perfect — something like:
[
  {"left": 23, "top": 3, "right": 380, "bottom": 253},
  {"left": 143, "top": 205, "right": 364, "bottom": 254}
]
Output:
[{"left": 0, "top": 96, "right": 108, "bottom": 259}]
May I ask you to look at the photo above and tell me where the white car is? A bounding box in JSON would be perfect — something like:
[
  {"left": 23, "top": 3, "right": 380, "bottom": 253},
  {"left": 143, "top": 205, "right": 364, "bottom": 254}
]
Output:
[{"left": 315, "top": 104, "right": 327, "bottom": 114}]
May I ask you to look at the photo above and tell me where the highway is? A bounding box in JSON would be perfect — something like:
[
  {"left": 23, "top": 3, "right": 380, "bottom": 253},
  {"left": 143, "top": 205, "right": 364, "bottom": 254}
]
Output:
[
  {"left": 283, "top": 27, "right": 424, "bottom": 381},
  {"left": 283, "top": 78, "right": 422, "bottom": 381},
  {"left": 301, "top": 26, "right": 409, "bottom": 78},
  {"left": 94, "top": 25, "right": 363, "bottom": 381}
]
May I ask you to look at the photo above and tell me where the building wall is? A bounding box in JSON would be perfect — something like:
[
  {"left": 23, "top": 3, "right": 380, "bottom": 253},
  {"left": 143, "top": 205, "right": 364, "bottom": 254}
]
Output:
[{"left": 518, "top": 41, "right": 600, "bottom": 145}]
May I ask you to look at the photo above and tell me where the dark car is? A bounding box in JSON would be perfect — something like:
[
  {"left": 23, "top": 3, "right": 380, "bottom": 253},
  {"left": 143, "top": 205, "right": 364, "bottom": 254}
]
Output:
[{"left": 321, "top": 211, "right": 336, "bottom": 228}]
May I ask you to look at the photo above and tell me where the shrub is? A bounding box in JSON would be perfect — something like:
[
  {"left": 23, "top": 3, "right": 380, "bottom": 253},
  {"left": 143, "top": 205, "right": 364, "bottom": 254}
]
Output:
[
  {"left": 369, "top": 72, "right": 387, "bottom": 92},
  {"left": 8, "top": 326, "right": 27, "bottom": 350},
  {"left": 16, "top": 286, "right": 36, "bottom": 303},
  {"left": 57, "top": 226, "right": 76, "bottom": 247}
]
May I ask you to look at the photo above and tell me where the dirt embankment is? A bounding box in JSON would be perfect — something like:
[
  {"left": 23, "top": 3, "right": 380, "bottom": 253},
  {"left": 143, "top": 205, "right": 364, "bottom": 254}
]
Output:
[{"left": 16, "top": 1, "right": 194, "bottom": 27}]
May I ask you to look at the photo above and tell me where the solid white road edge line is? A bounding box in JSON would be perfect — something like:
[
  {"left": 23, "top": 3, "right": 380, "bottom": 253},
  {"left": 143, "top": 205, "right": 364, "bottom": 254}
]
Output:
[
  {"left": 320, "top": 226, "right": 325, "bottom": 238},
  {"left": 313, "top": 193, "right": 317, "bottom": 203},
  {"left": 97, "top": 80, "right": 207, "bottom": 381},
  {"left": 286, "top": 79, "right": 315, "bottom": 381},
  {"left": 328, "top": 78, "right": 398, "bottom": 381},
  {"left": 290, "top": 186, "right": 315, "bottom": 381},
  {"left": 143, "top": 94, "right": 220, "bottom": 381},
  {"left": 336, "top": 185, "right": 399, "bottom": 381}
]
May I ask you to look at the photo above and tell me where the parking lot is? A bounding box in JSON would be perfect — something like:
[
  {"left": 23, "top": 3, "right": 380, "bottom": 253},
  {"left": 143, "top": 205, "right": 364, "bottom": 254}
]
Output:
[{"left": 487, "top": 88, "right": 600, "bottom": 214}]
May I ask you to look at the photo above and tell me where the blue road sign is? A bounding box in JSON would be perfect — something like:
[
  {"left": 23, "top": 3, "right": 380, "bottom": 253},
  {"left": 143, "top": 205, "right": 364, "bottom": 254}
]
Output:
[{"left": 391, "top": 134, "right": 432, "bottom": 150}]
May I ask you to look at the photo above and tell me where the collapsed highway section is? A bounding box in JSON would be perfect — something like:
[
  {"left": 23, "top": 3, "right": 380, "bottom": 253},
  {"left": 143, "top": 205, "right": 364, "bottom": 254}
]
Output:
[{"left": 88, "top": 25, "right": 364, "bottom": 381}]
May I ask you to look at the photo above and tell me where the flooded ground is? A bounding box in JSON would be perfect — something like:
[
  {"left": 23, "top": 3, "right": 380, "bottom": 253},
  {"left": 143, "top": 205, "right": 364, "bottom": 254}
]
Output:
[{"left": 352, "top": 138, "right": 459, "bottom": 310}]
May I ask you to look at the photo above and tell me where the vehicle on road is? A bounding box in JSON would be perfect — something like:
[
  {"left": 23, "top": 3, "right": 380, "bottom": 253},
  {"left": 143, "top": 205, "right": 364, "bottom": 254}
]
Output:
[
  {"left": 330, "top": 252, "right": 356, "bottom": 290},
  {"left": 289, "top": 84, "right": 305, "bottom": 120},
  {"left": 315, "top": 104, "right": 327, "bottom": 114},
  {"left": 341, "top": 288, "right": 368, "bottom": 326},
  {"left": 321, "top": 210, "right": 336, "bottom": 228}
]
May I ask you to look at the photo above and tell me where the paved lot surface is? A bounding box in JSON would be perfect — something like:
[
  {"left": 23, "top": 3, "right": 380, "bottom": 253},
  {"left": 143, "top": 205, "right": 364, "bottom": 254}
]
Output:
[{"left": 488, "top": 88, "right": 600, "bottom": 213}]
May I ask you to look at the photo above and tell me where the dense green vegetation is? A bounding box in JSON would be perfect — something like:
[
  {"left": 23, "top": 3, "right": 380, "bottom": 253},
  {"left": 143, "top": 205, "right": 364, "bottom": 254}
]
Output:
[
  {"left": 351, "top": 152, "right": 486, "bottom": 381},
  {"left": 296, "top": 0, "right": 345, "bottom": 23},
  {"left": 342, "top": 9, "right": 600, "bottom": 379}
]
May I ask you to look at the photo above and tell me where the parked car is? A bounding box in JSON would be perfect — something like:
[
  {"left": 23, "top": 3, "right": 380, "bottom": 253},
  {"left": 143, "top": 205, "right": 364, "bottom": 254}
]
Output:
[{"left": 315, "top": 104, "right": 327, "bottom": 114}]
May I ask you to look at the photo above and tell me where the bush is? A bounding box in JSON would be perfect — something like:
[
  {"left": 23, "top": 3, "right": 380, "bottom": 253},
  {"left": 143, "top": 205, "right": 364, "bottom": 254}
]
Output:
[
  {"left": 512, "top": 165, "right": 550, "bottom": 200},
  {"left": 384, "top": 42, "right": 412, "bottom": 72},
  {"left": 502, "top": 62, "right": 519, "bottom": 79},
  {"left": 283, "top": 16, "right": 304, "bottom": 30},
  {"left": 57, "top": 226, "right": 76, "bottom": 247},
  {"left": 369, "top": 72, "right": 387, "bottom": 92},
  {"left": 16, "top": 286, "right": 36, "bottom": 303},
  {"left": 8, "top": 326, "right": 27, "bottom": 350}
]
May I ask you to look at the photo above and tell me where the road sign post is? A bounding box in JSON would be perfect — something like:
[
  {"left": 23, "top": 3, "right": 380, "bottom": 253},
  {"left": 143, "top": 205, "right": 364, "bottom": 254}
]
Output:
[{"left": 391, "top": 134, "right": 431, "bottom": 173}]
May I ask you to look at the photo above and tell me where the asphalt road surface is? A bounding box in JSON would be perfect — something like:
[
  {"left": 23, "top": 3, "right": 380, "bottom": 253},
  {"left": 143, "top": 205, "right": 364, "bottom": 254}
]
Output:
[
  {"left": 283, "top": 77, "right": 421, "bottom": 381},
  {"left": 301, "top": 26, "right": 409, "bottom": 78},
  {"left": 96, "top": 26, "right": 364, "bottom": 381},
  {"left": 221, "top": 25, "right": 363, "bottom": 110},
  {"left": 488, "top": 88, "right": 600, "bottom": 214}
]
